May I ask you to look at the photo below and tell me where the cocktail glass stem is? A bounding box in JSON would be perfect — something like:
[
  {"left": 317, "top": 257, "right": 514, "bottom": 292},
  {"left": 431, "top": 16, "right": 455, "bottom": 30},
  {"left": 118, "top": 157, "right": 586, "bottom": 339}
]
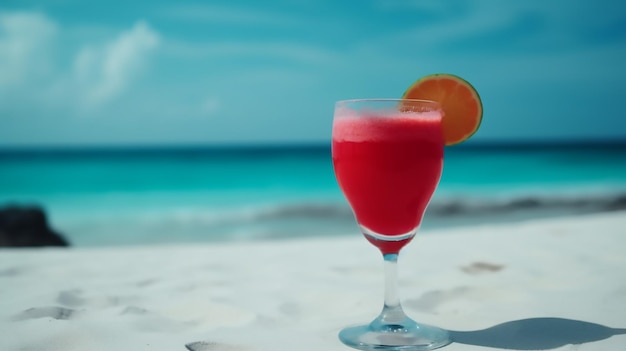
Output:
[
  {"left": 338, "top": 251, "right": 451, "bottom": 351},
  {"left": 378, "top": 254, "right": 407, "bottom": 325}
]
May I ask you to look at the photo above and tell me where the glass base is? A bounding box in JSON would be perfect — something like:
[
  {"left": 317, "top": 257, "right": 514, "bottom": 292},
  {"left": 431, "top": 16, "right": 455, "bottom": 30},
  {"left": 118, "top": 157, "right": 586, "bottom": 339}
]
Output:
[{"left": 339, "top": 317, "right": 451, "bottom": 351}]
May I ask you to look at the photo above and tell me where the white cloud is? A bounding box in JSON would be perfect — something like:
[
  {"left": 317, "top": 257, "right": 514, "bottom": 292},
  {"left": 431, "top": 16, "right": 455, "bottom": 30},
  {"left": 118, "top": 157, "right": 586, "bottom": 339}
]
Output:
[
  {"left": 0, "top": 12, "right": 160, "bottom": 115},
  {"left": 0, "top": 12, "right": 58, "bottom": 89},
  {"left": 74, "top": 21, "right": 160, "bottom": 107}
]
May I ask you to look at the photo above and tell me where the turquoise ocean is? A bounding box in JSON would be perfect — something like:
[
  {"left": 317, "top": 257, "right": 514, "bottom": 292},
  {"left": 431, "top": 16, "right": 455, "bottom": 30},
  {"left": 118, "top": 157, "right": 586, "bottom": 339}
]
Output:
[{"left": 1, "top": 143, "right": 625, "bottom": 247}]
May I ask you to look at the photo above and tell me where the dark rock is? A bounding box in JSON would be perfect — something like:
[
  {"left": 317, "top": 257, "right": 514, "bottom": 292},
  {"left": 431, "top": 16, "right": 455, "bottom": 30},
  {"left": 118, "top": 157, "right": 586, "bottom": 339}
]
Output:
[{"left": 0, "top": 205, "right": 69, "bottom": 247}]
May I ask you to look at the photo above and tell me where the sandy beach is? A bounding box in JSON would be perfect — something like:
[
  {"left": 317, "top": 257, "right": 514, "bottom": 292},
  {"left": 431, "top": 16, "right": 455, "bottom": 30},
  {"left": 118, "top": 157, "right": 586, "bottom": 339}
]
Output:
[{"left": 1, "top": 211, "right": 625, "bottom": 351}]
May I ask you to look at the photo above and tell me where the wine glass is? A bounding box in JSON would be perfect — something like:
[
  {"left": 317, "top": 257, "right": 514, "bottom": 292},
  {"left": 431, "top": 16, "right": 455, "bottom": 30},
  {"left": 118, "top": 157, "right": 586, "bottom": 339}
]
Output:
[{"left": 332, "top": 99, "right": 450, "bottom": 350}]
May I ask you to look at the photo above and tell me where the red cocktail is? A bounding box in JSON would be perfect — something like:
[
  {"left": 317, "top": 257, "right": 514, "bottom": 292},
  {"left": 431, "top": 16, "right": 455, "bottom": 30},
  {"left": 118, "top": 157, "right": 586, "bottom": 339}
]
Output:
[{"left": 333, "top": 112, "right": 443, "bottom": 254}]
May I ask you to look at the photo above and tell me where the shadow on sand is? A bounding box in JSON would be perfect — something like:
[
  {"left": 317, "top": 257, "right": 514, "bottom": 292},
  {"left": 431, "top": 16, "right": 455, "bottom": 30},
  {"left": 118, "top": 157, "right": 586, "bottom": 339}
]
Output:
[
  {"left": 450, "top": 317, "right": 626, "bottom": 350},
  {"left": 184, "top": 317, "right": 626, "bottom": 350}
]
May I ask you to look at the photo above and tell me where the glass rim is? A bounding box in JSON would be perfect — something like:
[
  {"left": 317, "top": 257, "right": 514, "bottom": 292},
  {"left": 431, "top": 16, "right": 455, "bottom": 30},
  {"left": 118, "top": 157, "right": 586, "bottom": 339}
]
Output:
[{"left": 335, "top": 98, "right": 441, "bottom": 107}]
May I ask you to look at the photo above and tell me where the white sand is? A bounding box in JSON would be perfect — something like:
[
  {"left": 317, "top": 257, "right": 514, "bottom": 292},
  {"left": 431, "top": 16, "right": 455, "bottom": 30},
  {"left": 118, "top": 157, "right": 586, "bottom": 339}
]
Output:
[{"left": 1, "top": 211, "right": 626, "bottom": 351}]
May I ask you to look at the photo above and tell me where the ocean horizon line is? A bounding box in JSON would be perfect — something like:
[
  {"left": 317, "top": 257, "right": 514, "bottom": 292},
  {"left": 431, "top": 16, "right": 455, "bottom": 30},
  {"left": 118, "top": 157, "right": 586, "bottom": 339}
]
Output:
[{"left": 1, "top": 138, "right": 626, "bottom": 156}]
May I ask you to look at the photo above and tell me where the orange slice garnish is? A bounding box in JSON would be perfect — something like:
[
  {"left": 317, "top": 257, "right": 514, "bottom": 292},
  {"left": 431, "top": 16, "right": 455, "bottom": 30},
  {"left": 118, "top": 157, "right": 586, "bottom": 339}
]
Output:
[{"left": 403, "top": 74, "right": 483, "bottom": 146}]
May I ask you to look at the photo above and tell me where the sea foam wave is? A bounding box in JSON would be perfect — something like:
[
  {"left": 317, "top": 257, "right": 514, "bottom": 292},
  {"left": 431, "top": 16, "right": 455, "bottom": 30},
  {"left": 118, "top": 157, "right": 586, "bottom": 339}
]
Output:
[
  {"left": 59, "top": 192, "right": 626, "bottom": 246},
  {"left": 131, "top": 192, "right": 626, "bottom": 227},
  {"left": 427, "top": 192, "right": 626, "bottom": 217}
]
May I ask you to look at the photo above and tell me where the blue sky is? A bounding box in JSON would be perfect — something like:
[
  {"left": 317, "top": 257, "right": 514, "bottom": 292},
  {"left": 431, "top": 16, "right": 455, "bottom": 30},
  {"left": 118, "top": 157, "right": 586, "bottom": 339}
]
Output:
[{"left": 1, "top": 0, "right": 626, "bottom": 146}]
